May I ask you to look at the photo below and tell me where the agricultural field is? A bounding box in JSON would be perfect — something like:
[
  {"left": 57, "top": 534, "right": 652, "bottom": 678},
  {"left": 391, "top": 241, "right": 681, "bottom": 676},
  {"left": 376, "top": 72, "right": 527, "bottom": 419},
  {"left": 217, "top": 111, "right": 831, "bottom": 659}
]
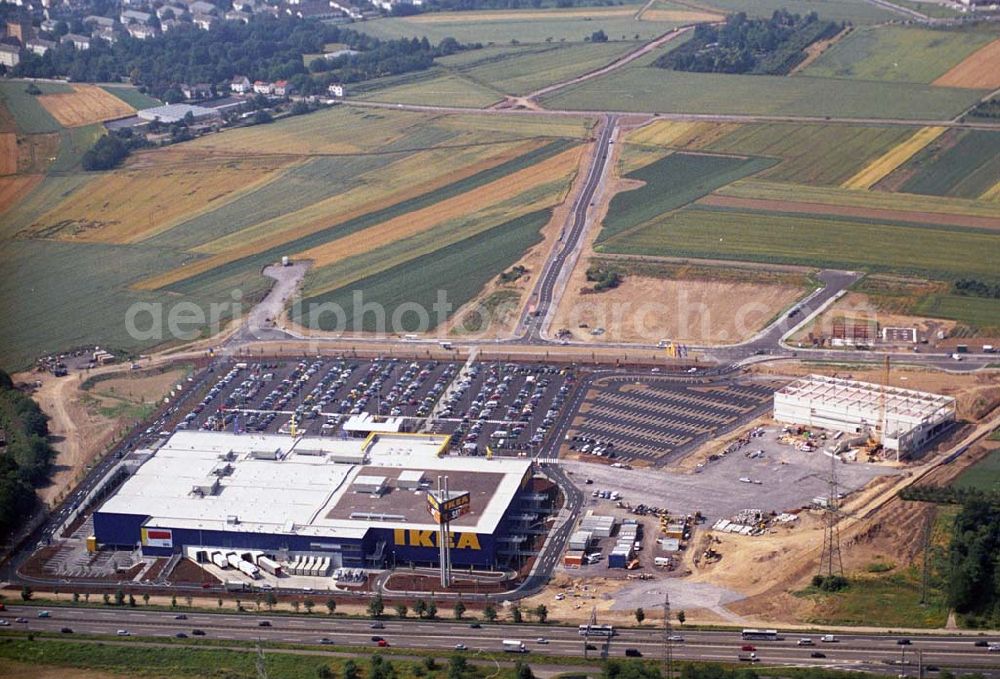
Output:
[
  {"left": 690, "top": 0, "right": 897, "bottom": 24},
  {"left": 701, "top": 123, "right": 916, "bottom": 186},
  {"left": 0, "top": 80, "right": 65, "bottom": 134},
  {"left": 800, "top": 26, "right": 995, "bottom": 84},
  {"left": 881, "top": 129, "right": 1000, "bottom": 199},
  {"left": 441, "top": 41, "right": 640, "bottom": 96},
  {"left": 0, "top": 105, "right": 592, "bottom": 366},
  {"left": 355, "top": 70, "right": 504, "bottom": 108},
  {"left": 914, "top": 295, "right": 1000, "bottom": 330},
  {"left": 598, "top": 151, "right": 776, "bottom": 242},
  {"left": 296, "top": 209, "right": 552, "bottom": 332},
  {"left": 541, "top": 65, "right": 984, "bottom": 119},
  {"left": 37, "top": 84, "right": 136, "bottom": 127},
  {"left": 953, "top": 449, "right": 1000, "bottom": 491},
  {"left": 842, "top": 126, "right": 946, "bottom": 190},
  {"left": 100, "top": 85, "right": 162, "bottom": 109},
  {"left": 351, "top": 6, "right": 685, "bottom": 44},
  {"left": 597, "top": 205, "right": 1000, "bottom": 280},
  {"left": 934, "top": 39, "right": 1000, "bottom": 89}
]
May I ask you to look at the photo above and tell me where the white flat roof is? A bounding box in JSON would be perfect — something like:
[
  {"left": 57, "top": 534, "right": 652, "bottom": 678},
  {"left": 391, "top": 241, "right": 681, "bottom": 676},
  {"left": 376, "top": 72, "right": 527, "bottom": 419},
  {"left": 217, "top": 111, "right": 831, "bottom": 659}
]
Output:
[
  {"left": 100, "top": 431, "right": 530, "bottom": 538},
  {"left": 776, "top": 375, "right": 955, "bottom": 423}
]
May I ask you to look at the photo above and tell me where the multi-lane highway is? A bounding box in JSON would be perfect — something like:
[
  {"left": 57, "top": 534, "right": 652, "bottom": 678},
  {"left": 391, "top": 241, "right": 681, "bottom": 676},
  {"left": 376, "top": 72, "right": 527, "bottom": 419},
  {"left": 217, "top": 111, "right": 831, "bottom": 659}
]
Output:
[{"left": 4, "top": 605, "right": 999, "bottom": 675}]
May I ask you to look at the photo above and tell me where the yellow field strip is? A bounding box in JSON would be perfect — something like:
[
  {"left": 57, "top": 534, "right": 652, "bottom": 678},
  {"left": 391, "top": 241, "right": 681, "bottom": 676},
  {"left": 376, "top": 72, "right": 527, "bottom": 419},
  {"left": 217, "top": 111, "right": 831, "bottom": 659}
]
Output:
[
  {"left": 298, "top": 145, "right": 583, "bottom": 269},
  {"left": 841, "top": 126, "right": 947, "bottom": 191},
  {"left": 408, "top": 7, "right": 636, "bottom": 22},
  {"left": 36, "top": 84, "right": 135, "bottom": 128},
  {"left": 981, "top": 179, "right": 1000, "bottom": 203},
  {"left": 133, "top": 140, "right": 545, "bottom": 291},
  {"left": 626, "top": 120, "right": 739, "bottom": 149}
]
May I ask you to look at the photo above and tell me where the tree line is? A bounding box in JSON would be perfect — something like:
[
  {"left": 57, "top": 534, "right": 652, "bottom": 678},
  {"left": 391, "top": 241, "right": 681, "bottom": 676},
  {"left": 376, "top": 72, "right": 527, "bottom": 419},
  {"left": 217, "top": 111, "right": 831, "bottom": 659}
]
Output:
[
  {"left": 653, "top": 10, "right": 841, "bottom": 75},
  {"left": 392, "top": 0, "right": 623, "bottom": 14},
  {"left": 0, "top": 369, "right": 55, "bottom": 542},
  {"left": 947, "top": 499, "right": 1000, "bottom": 627},
  {"left": 12, "top": 16, "right": 472, "bottom": 99},
  {"left": 954, "top": 278, "right": 1000, "bottom": 299}
]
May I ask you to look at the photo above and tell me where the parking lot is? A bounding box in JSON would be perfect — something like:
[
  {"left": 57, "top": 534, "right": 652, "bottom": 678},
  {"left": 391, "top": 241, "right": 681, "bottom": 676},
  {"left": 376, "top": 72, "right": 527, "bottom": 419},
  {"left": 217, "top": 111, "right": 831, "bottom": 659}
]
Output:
[
  {"left": 180, "top": 358, "right": 577, "bottom": 457},
  {"left": 562, "top": 375, "right": 780, "bottom": 465}
]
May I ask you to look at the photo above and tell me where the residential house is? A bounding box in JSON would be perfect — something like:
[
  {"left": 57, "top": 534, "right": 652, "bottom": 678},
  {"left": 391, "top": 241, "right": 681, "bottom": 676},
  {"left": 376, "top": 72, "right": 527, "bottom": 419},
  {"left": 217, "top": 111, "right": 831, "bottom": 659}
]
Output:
[
  {"left": 84, "top": 15, "right": 116, "bottom": 28},
  {"left": 120, "top": 9, "right": 152, "bottom": 24},
  {"left": 25, "top": 36, "right": 56, "bottom": 54},
  {"left": 230, "top": 75, "right": 251, "bottom": 93},
  {"left": 272, "top": 80, "right": 290, "bottom": 96},
  {"left": 94, "top": 24, "right": 118, "bottom": 44},
  {"left": 0, "top": 43, "right": 20, "bottom": 68},
  {"left": 252, "top": 80, "right": 272, "bottom": 95},
  {"left": 290, "top": 1, "right": 344, "bottom": 18},
  {"left": 192, "top": 14, "right": 214, "bottom": 29},
  {"left": 329, "top": 0, "right": 363, "bottom": 18},
  {"left": 327, "top": 83, "right": 344, "bottom": 97},
  {"left": 61, "top": 32, "right": 91, "bottom": 49},
  {"left": 188, "top": 0, "right": 218, "bottom": 14},
  {"left": 127, "top": 23, "right": 158, "bottom": 39},
  {"left": 181, "top": 82, "right": 212, "bottom": 100},
  {"left": 160, "top": 19, "right": 182, "bottom": 32},
  {"left": 39, "top": 18, "right": 59, "bottom": 32},
  {"left": 6, "top": 18, "right": 34, "bottom": 44},
  {"left": 156, "top": 4, "right": 186, "bottom": 19},
  {"left": 224, "top": 8, "right": 251, "bottom": 22}
]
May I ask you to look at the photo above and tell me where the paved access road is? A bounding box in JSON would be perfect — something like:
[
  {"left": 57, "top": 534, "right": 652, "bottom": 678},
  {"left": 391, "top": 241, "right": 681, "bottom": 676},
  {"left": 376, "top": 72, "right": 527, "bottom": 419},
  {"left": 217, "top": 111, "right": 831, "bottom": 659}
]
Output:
[{"left": 5, "top": 606, "right": 1000, "bottom": 675}]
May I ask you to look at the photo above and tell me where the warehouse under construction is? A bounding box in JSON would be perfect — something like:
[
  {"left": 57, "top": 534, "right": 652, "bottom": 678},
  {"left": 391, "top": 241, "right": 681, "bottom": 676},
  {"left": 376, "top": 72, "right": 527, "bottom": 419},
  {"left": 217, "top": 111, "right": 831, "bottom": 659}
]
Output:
[{"left": 773, "top": 375, "right": 955, "bottom": 455}]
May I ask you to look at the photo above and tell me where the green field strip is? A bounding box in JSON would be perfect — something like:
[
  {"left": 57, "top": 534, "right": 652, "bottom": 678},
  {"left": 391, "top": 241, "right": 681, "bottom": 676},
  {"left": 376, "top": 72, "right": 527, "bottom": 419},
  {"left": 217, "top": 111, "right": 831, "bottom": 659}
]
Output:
[
  {"left": 296, "top": 208, "right": 551, "bottom": 332},
  {"left": 144, "top": 153, "right": 416, "bottom": 251},
  {"left": 0, "top": 174, "right": 93, "bottom": 239},
  {"left": 598, "top": 205, "right": 1000, "bottom": 279},
  {"left": 714, "top": 179, "right": 1000, "bottom": 220},
  {"left": 355, "top": 70, "right": 506, "bottom": 108},
  {"left": 541, "top": 67, "right": 985, "bottom": 120},
  {"left": 50, "top": 124, "right": 104, "bottom": 174},
  {"left": 914, "top": 295, "right": 1000, "bottom": 329},
  {"left": 597, "top": 151, "right": 776, "bottom": 242},
  {"left": 0, "top": 81, "right": 66, "bottom": 134},
  {"left": 895, "top": 129, "right": 1000, "bottom": 199},
  {"left": 952, "top": 449, "right": 1000, "bottom": 491},
  {"left": 100, "top": 85, "right": 162, "bottom": 110},
  {"left": 0, "top": 239, "right": 216, "bottom": 368},
  {"left": 800, "top": 25, "right": 994, "bottom": 84},
  {"left": 702, "top": 123, "right": 914, "bottom": 186},
  {"left": 693, "top": 0, "right": 896, "bottom": 23},
  {"left": 161, "top": 138, "right": 578, "bottom": 295}
]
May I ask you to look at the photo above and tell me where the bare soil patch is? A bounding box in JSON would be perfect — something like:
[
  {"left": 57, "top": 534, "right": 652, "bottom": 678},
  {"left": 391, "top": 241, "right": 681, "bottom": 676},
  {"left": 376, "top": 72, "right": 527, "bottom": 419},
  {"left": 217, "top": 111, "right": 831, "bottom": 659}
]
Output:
[
  {"left": 0, "top": 132, "right": 16, "bottom": 175},
  {"left": 788, "top": 26, "right": 851, "bottom": 76}
]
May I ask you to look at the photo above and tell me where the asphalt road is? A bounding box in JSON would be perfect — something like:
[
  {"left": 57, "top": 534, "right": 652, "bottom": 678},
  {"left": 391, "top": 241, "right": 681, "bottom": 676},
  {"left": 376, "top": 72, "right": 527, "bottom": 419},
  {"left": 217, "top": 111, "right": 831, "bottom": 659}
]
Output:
[
  {"left": 5, "top": 605, "right": 999, "bottom": 675},
  {"left": 518, "top": 114, "right": 617, "bottom": 343}
]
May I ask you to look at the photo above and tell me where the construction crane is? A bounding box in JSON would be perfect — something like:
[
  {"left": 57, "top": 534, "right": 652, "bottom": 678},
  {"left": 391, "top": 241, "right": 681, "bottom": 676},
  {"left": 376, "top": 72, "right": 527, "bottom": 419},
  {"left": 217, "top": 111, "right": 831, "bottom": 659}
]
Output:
[{"left": 864, "top": 355, "right": 891, "bottom": 460}]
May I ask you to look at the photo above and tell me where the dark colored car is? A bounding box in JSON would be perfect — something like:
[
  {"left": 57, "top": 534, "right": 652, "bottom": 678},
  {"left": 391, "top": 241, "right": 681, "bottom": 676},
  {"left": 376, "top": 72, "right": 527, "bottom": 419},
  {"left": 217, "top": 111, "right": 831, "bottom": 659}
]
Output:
[
  {"left": 192, "top": 629, "right": 206, "bottom": 636},
  {"left": 175, "top": 614, "right": 188, "bottom": 620},
  {"left": 371, "top": 636, "right": 384, "bottom": 642},
  {"left": 810, "top": 652, "right": 826, "bottom": 659},
  {"left": 897, "top": 639, "right": 911, "bottom": 646},
  {"left": 586, "top": 644, "right": 597, "bottom": 651},
  {"left": 370, "top": 622, "right": 384, "bottom": 629},
  {"left": 625, "top": 649, "right": 643, "bottom": 657},
  {"left": 258, "top": 621, "right": 271, "bottom": 627},
  {"left": 741, "top": 645, "right": 756, "bottom": 652},
  {"left": 60, "top": 627, "right": 73, "bottom": 634},
  {"left": 974, "top": 640, "right": 989, "bottom": 647},
  {"left": 175, "top": 632, "right": 188, "bottom": 639},
  {"left": 469, "top": 623, "right": 481, "bottom": 629}
]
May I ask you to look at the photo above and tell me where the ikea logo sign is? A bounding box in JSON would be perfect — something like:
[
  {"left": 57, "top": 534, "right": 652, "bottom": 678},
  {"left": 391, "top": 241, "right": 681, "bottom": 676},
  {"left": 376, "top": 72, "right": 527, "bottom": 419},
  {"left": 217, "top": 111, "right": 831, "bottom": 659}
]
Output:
[{"left": 393, "top": 529, "right": 481, "bottom": 550}]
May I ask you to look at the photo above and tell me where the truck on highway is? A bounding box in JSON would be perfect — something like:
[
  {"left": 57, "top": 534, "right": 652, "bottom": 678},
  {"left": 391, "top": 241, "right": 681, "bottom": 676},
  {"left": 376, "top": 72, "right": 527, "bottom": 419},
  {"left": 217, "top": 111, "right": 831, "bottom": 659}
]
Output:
[
  {"left": 503, "top": 640, "right": 527, "bottom": 653},
  {"left": 738, "top": 653, "right": 758, "bottom": 662},
  {"left": 225, "top": 580, "right": 249, "bottom": 592}
]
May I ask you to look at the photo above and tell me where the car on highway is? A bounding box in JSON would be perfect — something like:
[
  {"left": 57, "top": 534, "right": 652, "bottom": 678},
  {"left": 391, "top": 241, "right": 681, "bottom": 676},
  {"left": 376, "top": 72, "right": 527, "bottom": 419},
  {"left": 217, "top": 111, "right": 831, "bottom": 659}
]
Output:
[
  {"left": 585, "top": 644, "right": 597, "bottom": 651},
  {"left": 668, "top": 635, "right": 684, "bottom": 642},
  {"left": 625, "top": 649, "right": 642, "bottom": 657},
  {"left": 370, "top": 621, "right": 385, "bottom": 629},
  {"left": 897, "top": 639, "right": 911, "bottom": 645},
  {"left": 37, "top": 611, "right": 51, "bottom": 618},
  {"left": 377, "top": 639, "right": 390, "bottom": 647},
  {"left": 15, "top": 618, "right": 27, "bottom": 624},
  {"left": 469, "top": 623, "right": 481, "bottom": 629},
  {"left": 60, "top": 627, "right": 73, "bottom": 634},
  {"left": 741, "top": 645, "right": 756, "bottom": 652},
  {"left": 192, "top": 629, "right": 206, "bottom": 636},
  {"left": 810, "top": 652, "right": 826, "bottom": 659},
  {"left": 175, "top": 614, "right": 188, "bottom": 620},
  {"left": 974, "top": 640, "right": 989, "bottom": 647},
  {"left": 454, "top": 644, "right": 468, "bottom": 651},
  {"left": 797, "top": 638, "right": 814, "bottom": 646},
  {"left": 371, "top": 636, "right": 384, "bottom": 642},
  {"left": 175, "top": 633, "right": 188, "bottom": 639},
  {"left": 116, "top": 630, "right": 130, "bottom": 636},
  {"left": 258, "top": 621, "right": 271, "bottom": 627},
  {"left": 988, "top": 644, "right": 1000, "bottom": 653},
  {"left": 536, "top": 638, "right": 548, "bottom": 645},
  {"left": 0, "top": 620, "right": 9, "bottom": 627}
]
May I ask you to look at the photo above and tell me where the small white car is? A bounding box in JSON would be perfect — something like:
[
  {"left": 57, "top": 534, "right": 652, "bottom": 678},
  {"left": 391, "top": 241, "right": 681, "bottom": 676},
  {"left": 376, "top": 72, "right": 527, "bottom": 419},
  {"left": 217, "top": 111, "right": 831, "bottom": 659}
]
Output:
[
  {"left": 454, "top": 644, "right": 467, "bottom": 651},
  {"left": 116, "top": 629, "right": 130, "bottom": 636}
]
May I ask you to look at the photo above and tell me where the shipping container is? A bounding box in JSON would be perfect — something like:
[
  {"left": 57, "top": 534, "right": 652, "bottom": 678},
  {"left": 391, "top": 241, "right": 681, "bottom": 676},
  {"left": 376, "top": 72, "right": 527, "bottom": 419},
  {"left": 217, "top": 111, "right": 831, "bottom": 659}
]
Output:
[
  {"left": 226, "top": 552, "right": 242, "bottom": 569},
  {"left": 257, "top": 555, "right": 282, "bottom": 576},
  {"left": 238, "top": 560, "right": 260, "bottom": 579},
  {"left": 211, "top": 551, "right": 228, "bottom": 569}
]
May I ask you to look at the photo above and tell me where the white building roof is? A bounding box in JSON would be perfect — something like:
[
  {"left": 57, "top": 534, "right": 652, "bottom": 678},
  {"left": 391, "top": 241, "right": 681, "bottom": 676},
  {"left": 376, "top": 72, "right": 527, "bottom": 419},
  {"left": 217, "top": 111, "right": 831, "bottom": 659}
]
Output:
[
  {"left": 100, "top": 431, "right": 530, "bottom": 538},
  {"left": 776, "top": 374, "right": 955, "bottom": 425},
  {"left": 137, "top": 103, "right": 220, "bottom": 123},
  {"left": 342, "top": 412, "right": 405, "bottom": 433}
]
